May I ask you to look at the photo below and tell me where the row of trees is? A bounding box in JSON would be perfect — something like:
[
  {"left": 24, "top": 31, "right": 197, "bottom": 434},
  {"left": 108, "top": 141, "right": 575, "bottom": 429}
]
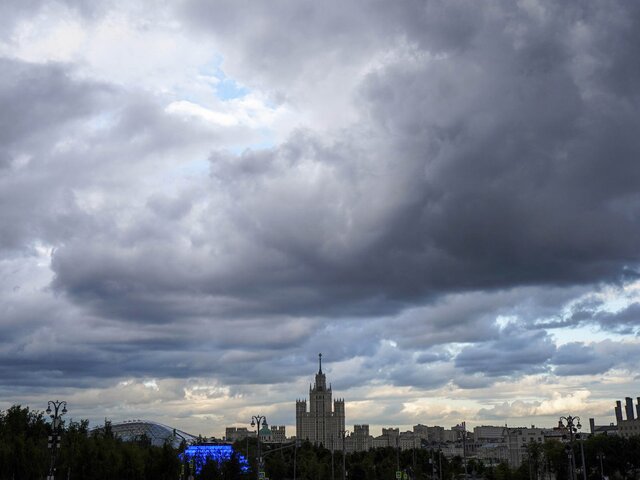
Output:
[
  {"left": 525, "top": 434, "right": 640, "bottom": 480},
  {"left": 0, "top": 405, "right": 179, "bottom": 480},
  {"left": 3, "top": 404, "right": 640, "bottom": 479}
]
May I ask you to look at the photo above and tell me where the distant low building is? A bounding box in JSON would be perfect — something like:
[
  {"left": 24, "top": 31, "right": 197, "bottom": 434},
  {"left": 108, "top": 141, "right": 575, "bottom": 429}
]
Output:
[
  {"left": 413, "top": 424, "right": 444, "bottom": 444},
  {"left": 589, "top": 418, "right": 617, "bottom": 436},
  {"left": 225, "top": 427, "right": 255, "bottom": 442},
  {"left": 271, "top": 425, "right": 287, "bottom": 443},
  {"left": 372, "top": 427, "right": 399, "bottom": 449},
  {"left": 474, "top": 425, "right": 505, "bottom": 443},
  {"left": 617, "top": 420, "right": 640, "bottom": 438}
]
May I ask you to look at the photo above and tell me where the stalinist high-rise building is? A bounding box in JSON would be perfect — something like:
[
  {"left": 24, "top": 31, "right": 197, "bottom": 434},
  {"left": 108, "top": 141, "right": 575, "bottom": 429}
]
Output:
[{"left": 296, "top": 354, "right": 345, "bottom": 449}]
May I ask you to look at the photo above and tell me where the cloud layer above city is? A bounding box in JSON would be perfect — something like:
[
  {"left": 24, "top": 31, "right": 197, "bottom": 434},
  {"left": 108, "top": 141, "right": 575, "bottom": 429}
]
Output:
[{"left": 1, "top": 0, "right": 639, "bottom": 435}]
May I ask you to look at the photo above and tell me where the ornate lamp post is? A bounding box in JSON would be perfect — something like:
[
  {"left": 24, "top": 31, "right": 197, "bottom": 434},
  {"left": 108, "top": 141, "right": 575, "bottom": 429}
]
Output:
[
  {"left": 559, "top": 415, "right": 586, "bottom": 480},
  {"left": 564, "top": 445, "right": 575, "bottom": 480},
  {"left": 251, "top": 415, "right": 267, "bottom": 480},
  {"left": 46, "top": 400, "right": 67, "bottom": 480}
]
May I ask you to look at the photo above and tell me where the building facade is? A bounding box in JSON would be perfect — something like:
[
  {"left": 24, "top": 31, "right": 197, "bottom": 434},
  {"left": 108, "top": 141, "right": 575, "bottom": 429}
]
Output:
[
  {"left": 225, "top": 427, "right": 254, "bottom": 442},
  {"left": 352, "top": 425, "right": 372, "bottom": 452},
  {"left": 296, "top": 354, "right": 345, "bottom": 449},
  {"left": 271, "top": 426, "right": 287, "bottom": 443},
  {"left": 613, "top": 396, "right": 640, "bottom": 437}
]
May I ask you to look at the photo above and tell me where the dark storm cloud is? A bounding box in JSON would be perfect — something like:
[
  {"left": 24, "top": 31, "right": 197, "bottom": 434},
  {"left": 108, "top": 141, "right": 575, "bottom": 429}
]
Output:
[
  {"left": 592, "top": 303, "right": 640, "bottom": 333},
  {"left": 454, "top": 326, "right": 556, "bottom": 378},
  {"left": 52, "top": 0, "right": 640, "bottom": 323},
  {"left": 29, "top": 1, "right": 640, "bottom": 394},
  {"left": 539, "top": 300, "right": 640, "bottom": 333},
  {"left": 416, "top": 351, "right": 451, "bottom": 364},
  {"left": 387, "top": 287, "right": 590, "bottom": 351},
  {"left": 0, "top": 315, "right": 323, "bottom": 388},
  {"left": 553, "top": 340, "right": 640, "bottom": 376},
  {"left": 178, "top": 0, "right": 535, "bottom": 92},
  {"left": 3, "top": 0, "right": 640, "bottom": 398},
  {"left": 0, "top": 58, "right": 102, "bottom": 148},
  {"left": 0, "top": 57, "right": 112, "bottom": 252}
]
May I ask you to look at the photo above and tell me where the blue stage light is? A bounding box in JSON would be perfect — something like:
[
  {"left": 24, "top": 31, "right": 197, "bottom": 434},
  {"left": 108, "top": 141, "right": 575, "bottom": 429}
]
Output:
[{"left": 179, "top": 444, "right": 250, "bottom": 474}]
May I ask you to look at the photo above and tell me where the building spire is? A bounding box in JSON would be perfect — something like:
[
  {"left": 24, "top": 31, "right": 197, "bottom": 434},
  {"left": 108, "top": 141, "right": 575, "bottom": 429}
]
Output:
[{"left": 318, "top": 352, "right": 323, "bottom": 374}]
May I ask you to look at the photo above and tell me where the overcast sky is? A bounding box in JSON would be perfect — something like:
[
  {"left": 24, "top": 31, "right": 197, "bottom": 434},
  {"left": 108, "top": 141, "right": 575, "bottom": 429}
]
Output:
[{"left": 1, "top": 0, "right": 640, "bottom": 437}]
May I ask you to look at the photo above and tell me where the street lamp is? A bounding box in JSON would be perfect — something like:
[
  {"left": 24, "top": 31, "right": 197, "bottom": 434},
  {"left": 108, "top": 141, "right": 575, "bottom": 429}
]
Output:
[
  {"left": 340, "top": 429, "right": 350, "bottom": 480},
  {"left": 250, "top": 415, "right": 267, "bottom": 480},
  {"left": 559, "top": 415, "right": 585, "bottom": 480},
  {"left": 564, "top": 445, "right": 575, "bottom": 480},
  {"left": 46, "top": 400, "right": 67, "bottom": 480},
  {"left": 596, "top": 452, "right": 605, "bottom": 480}
]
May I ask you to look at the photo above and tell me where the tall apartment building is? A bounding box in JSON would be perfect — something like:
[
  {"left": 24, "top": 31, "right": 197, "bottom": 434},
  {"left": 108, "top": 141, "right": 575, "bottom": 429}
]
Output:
[
  {"left": 296, "top": 354, "right": 345, "bottom": 449},
  {"left": 413, "top": 424, "right": 444, "bottom": 443},
  {"left": 372, "top": 427, "right": 400, "bottom": 449},
  {"left": 504, "top": 427, "right": 557, "bottom": 467},
  {"left": 353, "top": 425, "right": 372, "bottom": 452}
]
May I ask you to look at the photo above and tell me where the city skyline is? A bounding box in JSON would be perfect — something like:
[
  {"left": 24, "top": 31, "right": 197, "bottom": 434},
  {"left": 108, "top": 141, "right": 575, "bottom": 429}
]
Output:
[{"left": 1, "top": 0, "right": 640, "bottom": 438}]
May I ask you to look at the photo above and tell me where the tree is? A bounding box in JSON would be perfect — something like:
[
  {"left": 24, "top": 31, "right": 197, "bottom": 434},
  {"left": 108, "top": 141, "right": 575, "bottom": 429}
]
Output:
[
  {"left": 0, "top": 405, "right": 49, "bottom": 480},
  {"left": 198, "top": 457, "right": 221, "bottom": 480}
]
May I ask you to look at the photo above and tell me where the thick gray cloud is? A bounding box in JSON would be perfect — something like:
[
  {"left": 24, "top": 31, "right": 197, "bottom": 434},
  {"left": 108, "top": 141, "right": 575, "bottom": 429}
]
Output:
[
  {"left": 47, "top": 0, "right": 640, "bottom": 326},
  {"left": 1, "top": 0, "right": 640, "bottom": 432},
  {"left": 539, "top": 299, "right": 640, "bottom": 333},
  {"left": 553, "top": 340, "right": 640, "bottom": 376},
  {"left": 0, "top": 58, "right": 112, "bottom": 251},
  {"left": 454, "top": 326, "right": 556, "bottom": 378},
  {"left": 592, "top": 303, "right": 640, "bottom": 333}
]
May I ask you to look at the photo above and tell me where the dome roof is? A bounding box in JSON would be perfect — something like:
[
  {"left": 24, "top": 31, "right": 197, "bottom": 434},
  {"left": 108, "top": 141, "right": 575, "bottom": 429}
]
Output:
[{"left": 92, "top": 420, "right": 198, "bottom": 448}]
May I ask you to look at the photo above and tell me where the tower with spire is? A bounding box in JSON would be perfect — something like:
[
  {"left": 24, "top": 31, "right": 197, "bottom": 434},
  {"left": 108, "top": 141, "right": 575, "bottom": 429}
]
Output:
[{"left": 295, "top": 353, "right": 345, "bottom": 449}]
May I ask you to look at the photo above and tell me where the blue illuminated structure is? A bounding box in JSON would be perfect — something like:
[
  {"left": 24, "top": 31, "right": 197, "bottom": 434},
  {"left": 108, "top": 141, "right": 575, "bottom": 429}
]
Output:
[{"left": 179, "top": 444, "right": 249, "bottom": 474}]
